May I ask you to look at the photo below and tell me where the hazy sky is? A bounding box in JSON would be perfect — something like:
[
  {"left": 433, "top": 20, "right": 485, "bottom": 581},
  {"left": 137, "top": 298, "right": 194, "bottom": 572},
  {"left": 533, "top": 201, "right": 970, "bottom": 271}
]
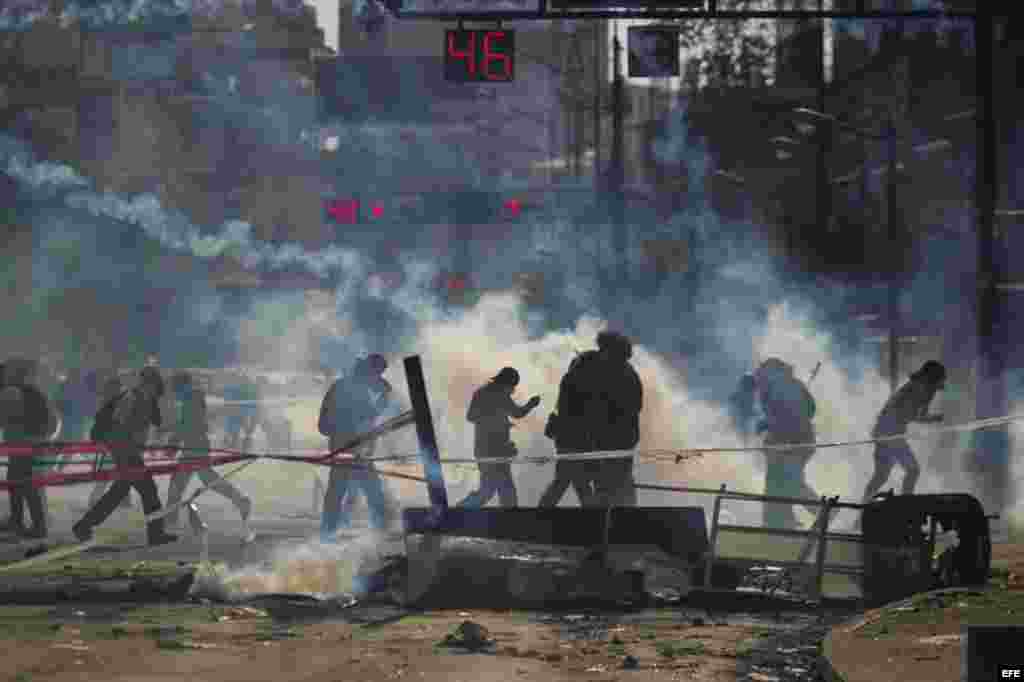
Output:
[{"left": 310, "top": 0, "right": 339, "bottom": 51}]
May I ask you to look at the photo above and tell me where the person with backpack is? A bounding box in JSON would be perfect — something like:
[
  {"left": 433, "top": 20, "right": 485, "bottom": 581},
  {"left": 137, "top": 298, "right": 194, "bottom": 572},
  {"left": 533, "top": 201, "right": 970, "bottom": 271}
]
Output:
[
  {"left": 0, "top": 358, "right": 58, "bottom": 539},
  {"left": 457, "top": 367, "right": 540, "bottom": 509},
  {"left": 861, "top": 361, "right": 946, "bottom": 504},
  {"left": 72, "top": 366, "right": 177, "bottom": 546},
  {"left": 754, "top": 358, "right": 820, "bottom": 530},
  {"left": 86, "top": 373, "right": 135, "bottom": 511},
  {"left": 318, "top": 354, "right": 394, "bottom": 541},
  {"left": 164, "top": 371, "right": 252, "bottom": 532}
]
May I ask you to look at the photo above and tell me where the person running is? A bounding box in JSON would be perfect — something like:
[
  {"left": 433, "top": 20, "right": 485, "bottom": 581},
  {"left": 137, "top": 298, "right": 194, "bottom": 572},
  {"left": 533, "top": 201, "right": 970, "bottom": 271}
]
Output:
[
  {"left": 318, "top": 354, "right": 394, "bottom": 540},
  {"left": 164, "top": 371, "right": 252, "bottom": 534},
  {"left": 861, "top": 361, "right": 946, "bottom": 504},
  {"left": 458, "top": 368, "right": 540, "bottom": 509},
  {"left": 754, "top": 358, "right": 820, "bottom": 530},
  {"left": 72, "top": 367, "right": 177, "bottom": 546},
  {"left": 87, "top": 373, "right": 135, "bottom": 511}
]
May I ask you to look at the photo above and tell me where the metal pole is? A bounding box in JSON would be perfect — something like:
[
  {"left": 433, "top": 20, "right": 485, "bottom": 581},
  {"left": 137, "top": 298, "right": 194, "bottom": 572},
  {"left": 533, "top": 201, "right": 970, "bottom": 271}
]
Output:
[
  {"left": 974, "top": 10, "right": 1007, "bottom": 513},
  {"left": 403, "top": 355, "right": 448, "bottom": 516},
  {"left": 594, "top": 21, "right": 603, "bottom": 192},
  {"left": 611, "top": 32, "right": 628, "bottom": 298},
  {"left": 703, "top": 483, "right": 726, "bottom": 589},
  {"left": 887, "top": 117, "right": 899, "bottom": 394}
]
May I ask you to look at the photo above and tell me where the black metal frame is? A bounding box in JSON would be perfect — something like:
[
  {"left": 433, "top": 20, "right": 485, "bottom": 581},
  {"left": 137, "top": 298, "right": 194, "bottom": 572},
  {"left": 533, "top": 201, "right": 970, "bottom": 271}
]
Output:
[{"left": 396, "top": 3, "right": 977, "bottom": 21}]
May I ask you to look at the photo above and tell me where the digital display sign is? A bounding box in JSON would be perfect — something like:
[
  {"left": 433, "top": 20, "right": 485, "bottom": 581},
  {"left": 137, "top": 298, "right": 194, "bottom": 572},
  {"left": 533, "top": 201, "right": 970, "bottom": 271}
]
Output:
[{"left": 444, "top": 30, "right": 515, "bottom": 82}]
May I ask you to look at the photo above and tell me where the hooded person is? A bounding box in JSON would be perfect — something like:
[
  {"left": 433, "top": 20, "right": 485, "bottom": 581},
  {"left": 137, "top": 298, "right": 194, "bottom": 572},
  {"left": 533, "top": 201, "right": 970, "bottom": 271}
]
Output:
[
  {"left": 72, "top": 366, "right": 177, "bottom": 546},
  {"left": 318, "top": 354, "right": 395, "bottom": 541},
  {"left": 753, "top": 358, "right": 820, "bottom": 530},
  {"left": 861, "top": 360, "right": 947, "bottom": 505},
  {"left": 0, "top": 358, "right": 57, "bottom": 538},
  {"left": 164, "top": 371, "right": 252, "bottom": 534},
  {"left": 457, "top": 367, "right": 540, "bottom": 509}
]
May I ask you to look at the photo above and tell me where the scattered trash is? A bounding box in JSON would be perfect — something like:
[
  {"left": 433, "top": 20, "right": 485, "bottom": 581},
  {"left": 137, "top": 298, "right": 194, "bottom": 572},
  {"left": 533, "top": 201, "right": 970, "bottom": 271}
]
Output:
[
  {"left": 621, "top": 654, "right": 639, "bottom": 669},
  {"left": 917, "top": 634, "right": 963, "bottom": 646},
  {"left": 585, "top": 664, "right": 608, "bottom": 673},
  {"left": 217, "top": 606, "right": 268, "bottom": 622},
  {"left": 52, "top": 643, "right": 90, "bottom": 652},
  {"left": 749, "top": 672, "right": 781, "bottom": 682}
]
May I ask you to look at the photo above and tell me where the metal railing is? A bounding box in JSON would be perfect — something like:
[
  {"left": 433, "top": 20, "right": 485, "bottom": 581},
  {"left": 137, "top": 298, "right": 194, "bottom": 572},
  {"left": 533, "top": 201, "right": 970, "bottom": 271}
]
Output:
[{"left": 635, "top": 482, "right": 868, "bottom": 602}]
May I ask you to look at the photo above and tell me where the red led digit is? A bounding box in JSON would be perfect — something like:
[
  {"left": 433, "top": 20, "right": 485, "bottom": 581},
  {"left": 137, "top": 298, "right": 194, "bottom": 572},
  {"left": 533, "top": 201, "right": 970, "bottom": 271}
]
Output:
[
  {"left": 482, "top": 31, "right": 512, "bottom": 81},
  {"left": 447, "top": 30, "right": 476, "bottom": 77}
]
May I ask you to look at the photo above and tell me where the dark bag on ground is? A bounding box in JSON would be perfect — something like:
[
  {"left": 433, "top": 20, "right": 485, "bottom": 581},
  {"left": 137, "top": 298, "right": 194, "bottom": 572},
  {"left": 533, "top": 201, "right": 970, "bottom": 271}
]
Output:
[{"left": 90, "top": 391, "right": 127, "bottom": 442}]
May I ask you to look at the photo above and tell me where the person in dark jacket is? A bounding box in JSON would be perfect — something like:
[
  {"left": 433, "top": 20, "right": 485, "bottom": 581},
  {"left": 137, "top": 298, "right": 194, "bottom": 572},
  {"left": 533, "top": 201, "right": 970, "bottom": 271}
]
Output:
[
  {"left": 318, "top": 354, "right": 394, "bottom": 540},
  {"left": 0, "top": 358, "right": 57, "bottom": 538},
  {"left": 754, "top": 358, "right": 820, "bottom": 530},
  {"left": 861, "top": 361, "right": 946, "bottom": 504},
  {"left": 540, "top": 331, "right": 643, "bottom": 508},
  {"left": 72, "top": 366, "right": 177, "bottom": 546},
  {"left": 87, "top": 373, "right": 135, "bottom": 511},
  {"left": 538, "top": 352, "right": 599, "bottom": 507},
  {"left": 587, "top": 332, "right": 643, "bottom": 507},
  {"left": 457, "top": 367, "right": 540, "bottom": 509}
]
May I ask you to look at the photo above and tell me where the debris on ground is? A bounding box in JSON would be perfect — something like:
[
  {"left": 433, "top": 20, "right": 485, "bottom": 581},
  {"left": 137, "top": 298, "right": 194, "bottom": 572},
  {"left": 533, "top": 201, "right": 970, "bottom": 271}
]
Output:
[
  {"left": 621, "top": 654, "right": 639, "bottom": 669},
  {"left": 217, "top": 606, "right": 269, "bottom": 621},
  {"left": 439, "top": 620, "right": 494, "bottom": 651}
]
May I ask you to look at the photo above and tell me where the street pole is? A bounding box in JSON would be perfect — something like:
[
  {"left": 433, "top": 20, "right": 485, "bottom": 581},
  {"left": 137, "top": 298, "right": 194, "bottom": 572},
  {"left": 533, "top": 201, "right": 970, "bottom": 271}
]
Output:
[
  {"left": 974, "top": 10, "right": 1007, "bottom": 514},
  {"left": 611, "top": 33, "right": 628, "bottom": 303},
  {"left": 594, "top": 21, "right": 603, "bottom": 193},
  {"left": 886, "top": 117, "right": 899, "bottom": 395}
]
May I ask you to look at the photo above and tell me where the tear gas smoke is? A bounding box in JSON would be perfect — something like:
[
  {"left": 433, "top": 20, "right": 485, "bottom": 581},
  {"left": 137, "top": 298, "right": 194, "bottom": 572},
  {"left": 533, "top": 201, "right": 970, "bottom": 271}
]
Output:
[{"left": 0, "top": 5, "right": 1009, "bottom": 585}]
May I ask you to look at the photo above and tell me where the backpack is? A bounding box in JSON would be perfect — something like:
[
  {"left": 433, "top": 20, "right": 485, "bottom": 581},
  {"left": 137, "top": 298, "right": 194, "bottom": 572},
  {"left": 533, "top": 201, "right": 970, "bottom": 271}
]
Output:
[
  {"left": 90, "top": 391, "right": 127, "bottom": 442},
  {"left": 8, "top": 384, "right": 52, "bottom": 438}
]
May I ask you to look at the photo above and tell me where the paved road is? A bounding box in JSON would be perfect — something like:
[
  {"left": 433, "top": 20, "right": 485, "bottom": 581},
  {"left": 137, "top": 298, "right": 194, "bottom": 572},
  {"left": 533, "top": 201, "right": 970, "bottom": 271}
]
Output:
[{"left": 0, "top": 504, "right": 364, "bottom": 569}]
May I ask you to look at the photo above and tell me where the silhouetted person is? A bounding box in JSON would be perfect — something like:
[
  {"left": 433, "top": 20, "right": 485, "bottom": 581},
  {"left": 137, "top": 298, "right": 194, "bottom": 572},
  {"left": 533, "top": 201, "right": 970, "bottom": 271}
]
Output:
[
  {"left": 754, "top": 358, "right": 819, "bottom": 530},
  {"left": 587, "top": 332, "right": 643, "bottom": 507},
  {"left": 539, "top": 354, "right": 599, "bottom": 508},
  {"left": 87, "top": 373, "right": 134, "bottom": 511},
  {"left": 862, "top": 361, "right": 946, "bottom": 504},
  {"left": 728, "top": 373, "right": 758, "bottom": 445},
  {"left": 458, "top": 368, "right": 539, "bottom": 509},
  {"left": 318, "top": 354, "right": 394, "bottom": 540},
  {"left": 73, "top": 367, "right": 177, "bottom": 546},
  {"left": 165, "top": 372, "right": 251, "bottom": 532},
  {"left": 542, "top": 332, "right": 643, "bottom": 508},
  {"left": 0, "top": 358, "right": 56, "bottom": 538}
]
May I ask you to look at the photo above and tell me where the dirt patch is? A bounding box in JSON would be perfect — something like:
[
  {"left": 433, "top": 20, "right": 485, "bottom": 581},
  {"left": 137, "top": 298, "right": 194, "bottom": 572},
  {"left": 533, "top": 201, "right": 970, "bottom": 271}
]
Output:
[
  {"left": 0, "top": 603, "right": 807, "bottom": 682},
  {"left": 824, "top": 542, "right": 1024, "bottom": 682}
]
